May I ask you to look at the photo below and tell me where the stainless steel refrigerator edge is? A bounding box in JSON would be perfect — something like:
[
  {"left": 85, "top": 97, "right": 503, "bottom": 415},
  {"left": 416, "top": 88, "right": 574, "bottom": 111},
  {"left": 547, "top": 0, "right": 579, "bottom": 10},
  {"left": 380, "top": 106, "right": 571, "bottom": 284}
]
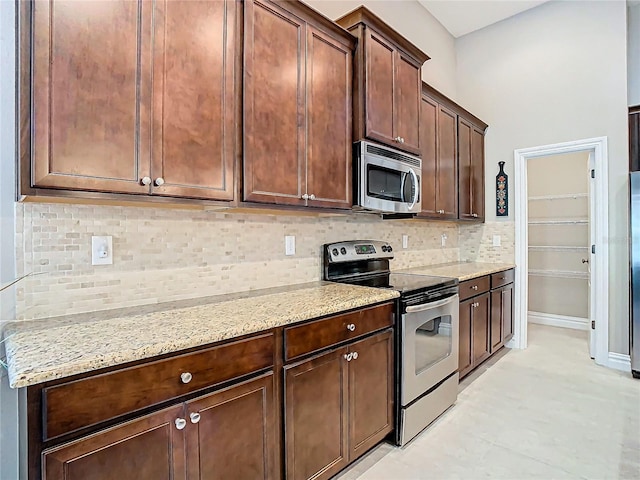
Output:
[{"left": 630, "top": 172, "right": 640, "bottom": 378}]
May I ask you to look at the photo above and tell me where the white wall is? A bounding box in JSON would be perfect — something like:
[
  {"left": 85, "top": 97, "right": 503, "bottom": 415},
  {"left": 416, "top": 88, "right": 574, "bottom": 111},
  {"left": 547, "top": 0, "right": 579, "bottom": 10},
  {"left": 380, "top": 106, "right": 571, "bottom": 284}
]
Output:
[
  {"left": 0, "top": 0, "right": 18, "bottom": 477},
  {"left": 305, "top": 0, "right": 458, "bottom": 99},
  {"left": 629, "top": 2, "right": 640, "bottom": 106},
  {"left": 455, "top": 0, "right": 630, "bottom": 354}
]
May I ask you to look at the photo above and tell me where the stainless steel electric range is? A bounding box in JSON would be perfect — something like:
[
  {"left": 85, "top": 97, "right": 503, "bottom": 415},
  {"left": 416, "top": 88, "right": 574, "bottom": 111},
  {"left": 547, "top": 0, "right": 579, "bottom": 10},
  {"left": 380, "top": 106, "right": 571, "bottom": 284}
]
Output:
[{"left": 323, "top": 240, "right": 460, "bottom": 446}]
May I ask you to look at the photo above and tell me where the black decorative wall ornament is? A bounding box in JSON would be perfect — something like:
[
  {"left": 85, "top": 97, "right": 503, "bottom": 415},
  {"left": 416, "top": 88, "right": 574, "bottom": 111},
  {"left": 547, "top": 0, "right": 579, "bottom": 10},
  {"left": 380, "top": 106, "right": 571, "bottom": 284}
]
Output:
[{"left": 496, "top": 161, "right": 508, "bottom": 216}]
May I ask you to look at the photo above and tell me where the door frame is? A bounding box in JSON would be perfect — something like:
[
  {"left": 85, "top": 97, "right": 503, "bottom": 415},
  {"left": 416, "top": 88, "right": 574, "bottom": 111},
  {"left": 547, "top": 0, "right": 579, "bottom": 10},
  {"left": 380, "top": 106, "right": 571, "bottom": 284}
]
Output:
[{"left": 511, "top": 136, "right": 609, "bottom": 368}]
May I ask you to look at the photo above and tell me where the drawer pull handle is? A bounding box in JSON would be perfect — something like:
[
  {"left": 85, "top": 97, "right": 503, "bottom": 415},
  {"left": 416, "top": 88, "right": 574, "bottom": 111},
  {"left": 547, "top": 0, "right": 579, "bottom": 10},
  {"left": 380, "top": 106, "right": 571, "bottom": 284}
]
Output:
[
  {"left": 352, "top": 351, "right": 358, "bottom": 360},
  {"left": 180, "top": 372, "right": 193, "bottom": 384},
  {"left": 344, "top": 352, "right": 353, "bottom": 362},
  {"left": 471, "top": 285, "right": 478, "bottom": 290},
  {"left": 347, "top": 323, "right": 356, "bottom": 332},
  {"left": 175, "top": 418, "right": 187, "bottom": 430},
  {"left": 189, "top": 412, "right": 201, "bottom": 424}
]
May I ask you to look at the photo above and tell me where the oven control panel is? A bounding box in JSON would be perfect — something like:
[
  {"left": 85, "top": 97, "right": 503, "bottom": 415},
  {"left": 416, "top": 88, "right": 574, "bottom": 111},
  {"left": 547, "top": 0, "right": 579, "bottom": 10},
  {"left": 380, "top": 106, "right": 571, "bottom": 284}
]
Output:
[{"left": 325, "top": 240, "right": 394, "bottom": 263}]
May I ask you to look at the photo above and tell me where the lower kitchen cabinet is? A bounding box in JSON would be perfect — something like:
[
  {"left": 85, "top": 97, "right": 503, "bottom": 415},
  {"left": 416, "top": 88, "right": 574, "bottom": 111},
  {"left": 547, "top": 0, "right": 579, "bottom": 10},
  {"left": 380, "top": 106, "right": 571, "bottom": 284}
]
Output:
[
  {"left": 459, "top": 269, "right": 515, "bottom": 379},
  {"left": 285, "top": 329, "right": 393, "bottom": 480},
  {"left": 42, "top": 373, "right": 276, "bottom": 480},
  {"left": 491, "top": 282, "right": 514, "bottom": 352},
  {"left": 185, "top": 374, "right": 276, "bottom": 480},
  {"left": 42, "top": 404, "right": 186, "bottom": 480}
]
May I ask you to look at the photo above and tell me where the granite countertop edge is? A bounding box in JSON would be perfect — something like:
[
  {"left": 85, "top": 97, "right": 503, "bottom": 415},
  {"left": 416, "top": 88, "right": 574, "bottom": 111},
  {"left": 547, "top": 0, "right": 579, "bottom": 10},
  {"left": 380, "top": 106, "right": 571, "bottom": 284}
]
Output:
[
  {"left": 396, "top": 261, "right": 516, "bottom": 281},
  {"left": 3, "top": 282, "right": 399, "bottom": 389}
]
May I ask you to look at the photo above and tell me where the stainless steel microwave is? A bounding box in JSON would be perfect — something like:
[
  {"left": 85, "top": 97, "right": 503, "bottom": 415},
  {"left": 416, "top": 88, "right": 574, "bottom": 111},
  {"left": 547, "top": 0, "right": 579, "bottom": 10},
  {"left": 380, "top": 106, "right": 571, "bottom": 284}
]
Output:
[{"left": 353, "top": 141, "right": 422, "bottom": 215}]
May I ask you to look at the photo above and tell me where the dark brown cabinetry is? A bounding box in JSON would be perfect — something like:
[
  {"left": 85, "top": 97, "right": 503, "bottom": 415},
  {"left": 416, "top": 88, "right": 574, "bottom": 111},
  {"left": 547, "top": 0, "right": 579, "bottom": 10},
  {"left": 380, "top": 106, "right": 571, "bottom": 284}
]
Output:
[
  {"left": 43, "top": 373, "right": 275, "bottom": 480},
  {"left": 284, "top": 304, "right": 394, "bottom": 480},
  {"left": 459, "top": 269, "right": 514, "bottom": 379},
  {"left": 418, "top": 83, "right": 487, "bottom": 222},
  {"left": 336, "top": 7, "right": 429, "bottom": 156},
  {"left": 458, "top": 119, "right": 486, "bottom": 221},
  {"left": 243, "top": 0, "right": 355, "bottom": 209},
  {"left": 26, "top": 0, "right": 238, "bottom": 201},
  {"left": 419, "top": 91, "right": 458, "bottom": 219},
  {"left": 630, "top": 106, "right": 640, "bottom": 172}
]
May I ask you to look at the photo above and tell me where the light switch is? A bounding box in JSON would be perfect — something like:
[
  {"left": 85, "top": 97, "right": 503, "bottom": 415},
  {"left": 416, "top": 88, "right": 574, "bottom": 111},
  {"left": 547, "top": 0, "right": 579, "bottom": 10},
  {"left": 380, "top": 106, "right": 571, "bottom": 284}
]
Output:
[
  {"left": 402, "top": 234, "right": 408, "bottom": 249},
  {"left": 441, "top": 234, "right": 448, "bottom": 247},
  {"left": 493, "top": 235, "right": 501, "bottom": 247},
  {"left": 91, "top": 236, "right": 113, "bottom": 265},
  {"left": 285, "top": 235, "right": 296, "bottom": 256}
]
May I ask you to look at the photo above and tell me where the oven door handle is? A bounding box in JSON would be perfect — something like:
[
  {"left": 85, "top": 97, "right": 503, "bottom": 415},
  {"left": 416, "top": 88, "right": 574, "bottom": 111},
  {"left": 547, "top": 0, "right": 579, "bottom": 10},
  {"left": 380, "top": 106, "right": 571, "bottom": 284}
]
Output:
[{"left": 405, "top": 294, "right": 458, "bottom": 313}]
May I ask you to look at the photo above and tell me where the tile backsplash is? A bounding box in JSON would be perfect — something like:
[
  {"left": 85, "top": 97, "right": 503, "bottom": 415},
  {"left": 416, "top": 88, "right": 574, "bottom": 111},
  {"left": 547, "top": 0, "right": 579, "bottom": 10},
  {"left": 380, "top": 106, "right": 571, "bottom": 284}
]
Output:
[{"left": 14, "top": 203, "right": 476, "bottom": 320}]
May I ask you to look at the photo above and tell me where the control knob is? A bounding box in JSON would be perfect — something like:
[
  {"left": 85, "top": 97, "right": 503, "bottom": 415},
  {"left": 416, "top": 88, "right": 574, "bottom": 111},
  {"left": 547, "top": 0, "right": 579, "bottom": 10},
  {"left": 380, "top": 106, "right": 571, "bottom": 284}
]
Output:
[
  {"left": 332, "top": 248, "right": 339, "bottom": 256},
  {"left": 387, "top": 245, "right": 393, "bottom": 252},
  {"left": 340, "top": 247, "right": 347, "bottom": 255}
]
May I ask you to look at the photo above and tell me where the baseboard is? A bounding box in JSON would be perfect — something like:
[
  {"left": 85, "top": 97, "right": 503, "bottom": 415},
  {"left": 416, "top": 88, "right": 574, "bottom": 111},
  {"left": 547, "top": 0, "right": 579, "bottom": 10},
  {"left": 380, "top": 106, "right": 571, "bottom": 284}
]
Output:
[
  {"left": 607, "top": 352, "right": 631, "bottom": 372},
  {"left": 528, "top": 311, "right": 589, "bottom": 331}
]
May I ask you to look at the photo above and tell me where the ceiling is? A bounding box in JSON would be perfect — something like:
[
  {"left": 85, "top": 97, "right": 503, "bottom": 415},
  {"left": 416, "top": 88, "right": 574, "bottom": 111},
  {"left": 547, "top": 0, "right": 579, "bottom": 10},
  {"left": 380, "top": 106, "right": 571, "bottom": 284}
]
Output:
[{"left": 418, "top": 0, "right": 550, "bottom": 38}]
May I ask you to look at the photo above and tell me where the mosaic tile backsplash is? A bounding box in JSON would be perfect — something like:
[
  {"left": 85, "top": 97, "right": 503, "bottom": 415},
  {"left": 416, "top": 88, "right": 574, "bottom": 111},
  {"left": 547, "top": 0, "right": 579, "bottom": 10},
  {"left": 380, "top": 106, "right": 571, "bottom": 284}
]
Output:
[{"left": 11, "top": 203, "right": 523, "bottom": 321}]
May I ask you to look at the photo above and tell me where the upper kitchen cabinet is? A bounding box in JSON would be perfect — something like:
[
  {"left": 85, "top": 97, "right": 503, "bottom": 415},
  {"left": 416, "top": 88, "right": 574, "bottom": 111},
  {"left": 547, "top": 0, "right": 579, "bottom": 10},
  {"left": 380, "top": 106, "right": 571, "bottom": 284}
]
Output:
[
  {"left": 335, "top": 7, "right": 429, "bottom": 156},
  {"left": 419, "top": 86, "right": 458, "bottom": 219},
  {"left": 22, "top": 0, "right": 239, "bottom": 201},
  {"left": 458, "top": 117, "right": 487, "bottom": 221},
  {"left": 243, "top": 0, "right": 355, "bottom": 209}
]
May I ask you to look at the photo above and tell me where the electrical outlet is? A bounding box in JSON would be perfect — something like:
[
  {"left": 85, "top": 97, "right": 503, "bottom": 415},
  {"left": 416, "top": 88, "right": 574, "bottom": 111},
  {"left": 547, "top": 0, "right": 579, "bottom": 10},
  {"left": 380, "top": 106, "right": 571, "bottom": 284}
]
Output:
[
  {"left": 441, "top": 234, "right": 447, "bottom": 247},
  {"left": 493, "top": 235, "right": 501, "bottom": 247},
  {"left": 402, "top": 234, "right": 408, "bottom": 249},
  {"left": 91, "top": 236, "right": 113, "bottom": 265},
  {"left": 285, "top": 235, "right": 296, "bottom": 256}
]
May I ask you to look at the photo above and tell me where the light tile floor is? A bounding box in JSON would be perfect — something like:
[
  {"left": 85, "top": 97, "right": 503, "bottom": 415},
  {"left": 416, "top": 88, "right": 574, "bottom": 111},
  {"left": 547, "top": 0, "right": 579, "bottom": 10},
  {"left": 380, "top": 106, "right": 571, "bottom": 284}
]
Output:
[{"left": 336, "top": 324, "right": 640, "bottom": 479}]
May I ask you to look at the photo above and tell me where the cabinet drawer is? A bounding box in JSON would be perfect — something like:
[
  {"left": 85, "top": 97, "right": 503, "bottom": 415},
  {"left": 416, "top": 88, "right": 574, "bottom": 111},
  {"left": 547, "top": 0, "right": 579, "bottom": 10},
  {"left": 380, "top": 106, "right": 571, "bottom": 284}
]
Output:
[
  {"left": 459, "top": 275, "right": 490, "bottom": 301},
  {"left": 284, "top": 303, "right": 394, "bottom": 361},
  {"left": 491, "top": 269, "right": 514, "bottom": 289},
  {"left": 43, "top": 333, "right": 274, "bottom": 441}
]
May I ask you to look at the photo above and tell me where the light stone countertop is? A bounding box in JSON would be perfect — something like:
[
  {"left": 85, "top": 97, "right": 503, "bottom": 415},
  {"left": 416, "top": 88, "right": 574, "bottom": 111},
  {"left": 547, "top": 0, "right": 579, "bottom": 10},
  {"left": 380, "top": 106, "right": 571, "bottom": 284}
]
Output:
[
  {"left": 397, "top": 261, "right": 516, "bottom": 281},
  {"left": 2, "top": 282, "right": 399, "bottom": 389}
]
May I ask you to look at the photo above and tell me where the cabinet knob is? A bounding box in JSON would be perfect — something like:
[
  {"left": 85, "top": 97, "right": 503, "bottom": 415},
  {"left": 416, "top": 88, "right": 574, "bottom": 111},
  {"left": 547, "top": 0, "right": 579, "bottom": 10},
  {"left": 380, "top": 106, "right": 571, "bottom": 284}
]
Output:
[
  {"left": 346, "top": 323, "right": 356, "bottom": 332},
  {"left": 140, "top": 176, "right": 152, "bottom": 186},
  {"left": 472, "top": 213, "right": 478, "bottom": 218},
  {"left": 302, "top": 193, "right": 309, "bottom": 200},
  {"left": 344, "top": 352, "right": 353, "bottom": 362},
  {"left": 175, "top": 418, "right": 187, "bottom": 430},
  {"left": 309, "top": 194, "right": 316, "bottom": 200},
  {"left": 352, "top": 351, "right": 358, "bottom": 360},
  {"left": 394, "top": 136, "right": 401, "bottom": 142},
  {"left": 472, "top": 302, "right": 479, "bottom": 308},
  {"left": 189, "top": 412, "right": 201, "bottom": 424},
  {"left": 180, "top": 372, "right": 193, "bottom": 384},
  {"left": 439, "top": 210, "right": 445, "bottom": 214},
  {"left": 154, "top": 177, "right": 165, "bottom": 186},
  {"left": 471, "top": 285, "right": 478, "bottom": 290},
  {"left": 400, "top": 137, "right": 405, "bottom": 143}
]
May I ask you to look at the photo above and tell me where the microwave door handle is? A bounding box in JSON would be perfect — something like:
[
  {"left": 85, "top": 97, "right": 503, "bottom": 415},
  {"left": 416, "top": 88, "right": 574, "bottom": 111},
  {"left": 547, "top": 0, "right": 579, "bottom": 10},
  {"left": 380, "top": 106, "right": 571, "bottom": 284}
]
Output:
[
  {"left": 405, "top": 295, "right": 458, "bottom": 313},
  {"left": 408, "top": 168, "right": 419, "bottom": 210}
]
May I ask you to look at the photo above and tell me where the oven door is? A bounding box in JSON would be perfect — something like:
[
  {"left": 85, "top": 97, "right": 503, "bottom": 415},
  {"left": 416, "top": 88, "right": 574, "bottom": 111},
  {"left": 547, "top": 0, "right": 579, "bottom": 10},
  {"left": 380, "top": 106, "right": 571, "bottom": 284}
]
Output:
[
  {"left": 359, "top": 155, "right": 421, "bottom": 214},
  {"left": 401, "top": 294, "right": 459, "bottom": 405}
]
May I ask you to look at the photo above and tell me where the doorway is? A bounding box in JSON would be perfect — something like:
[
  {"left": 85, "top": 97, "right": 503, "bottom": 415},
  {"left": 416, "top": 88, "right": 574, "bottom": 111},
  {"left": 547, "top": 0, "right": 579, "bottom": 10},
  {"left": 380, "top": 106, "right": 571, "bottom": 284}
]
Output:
[
  {"left": 511, "top": 137, "right": 609, "bottom": 368},
  {"left": 526, "top": 152, "right": 592, "bottom": 354}
]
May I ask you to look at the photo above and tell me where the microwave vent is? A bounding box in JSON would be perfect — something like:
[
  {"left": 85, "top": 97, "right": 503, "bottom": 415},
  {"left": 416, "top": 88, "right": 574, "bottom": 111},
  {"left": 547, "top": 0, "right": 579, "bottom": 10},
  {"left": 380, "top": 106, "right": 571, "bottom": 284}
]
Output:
[{"left": 365, "top": 144, "right": 420, "bottom": 168}]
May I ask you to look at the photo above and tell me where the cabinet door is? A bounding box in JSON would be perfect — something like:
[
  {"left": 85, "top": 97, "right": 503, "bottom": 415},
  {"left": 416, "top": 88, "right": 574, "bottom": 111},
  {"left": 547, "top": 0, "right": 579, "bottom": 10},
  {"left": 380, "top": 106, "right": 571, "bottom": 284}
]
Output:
[
  {"left": 502, "top": 283, "right": 514, "bottom": 343},
  {"left": 150, "top": 0, "right": 237, "bottom": 200},
  {"left": 348, "top": 330, "right": 394, "bottom": 461},
  {"left": 185, "top": 373, "right": 276, "bottom": 480},
  {"left": 490, "top": 289, "right": 503, "bottom": 353},
  {"left": 364, "top": 30, "right": 395, "bottom": 147},
  {"left": 458, "top": 299, "right": 473, "bottom": 378},
  {"left": 394, "top": 52, "right": 421, "bottom": 155},
  {"left": 244, "top": 0, "right": 306, "bottom": 205},
  {"left": 471, "top": 126, "right": 485, "bottom": 220},
  {"left": 458, "top": 117, "right": 473, "bottom": 219},
  {"left": 43, "top": 404, "right": 186, "bottom": 480},
  {"left": 437, "top": 106, "right": 458, "bottom": 218},
  {"left": 285, "top": 348, "right": 349, "bottom": 480},
  {"left": 471, "top": 293, "right": 491, "bottom": 366},
  {"left": 306, "top": 27, "right": 352, "bottom": 209},
  {"left": 419, "top": 94, "right": 437, "bottom": 217},
  {"left": 32, "top": 0, "right": 151, "bottom": 194}
]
